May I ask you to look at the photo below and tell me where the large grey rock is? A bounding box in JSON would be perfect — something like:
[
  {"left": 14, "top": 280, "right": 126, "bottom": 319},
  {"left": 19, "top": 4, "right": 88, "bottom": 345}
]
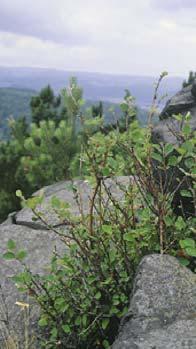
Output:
[
  {"left": 15, "top": 177, "right": 131, "bottom": 229},
  {"left": 160, "top": 84, "right": 196, "bottom": 120},
  {"left": 0, "top": 177, "right": 131, "bottom": 346},
  {"left": 153, "top": 83, "right": 196, "bottom": 144},
  {"left": 112, "top": 254, "right": 196, "bottom": 349},
  {"left": 0, "top": 224, "right": 64, "bottom": 346}
]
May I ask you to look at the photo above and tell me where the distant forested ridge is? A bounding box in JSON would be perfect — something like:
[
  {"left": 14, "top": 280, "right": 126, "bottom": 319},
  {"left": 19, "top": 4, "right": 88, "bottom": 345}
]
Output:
[
  {"left": 0, "top": 66, "right": 183, "bottom": 138},
  {"left": 0, "top": 67, "right": 183, "bottom": 106},
  {"left": 0, "top": 88, "right": 149, "bottom": 139},
  {"left": 0, "top": 88, "right": 35, "bottom": 139}
]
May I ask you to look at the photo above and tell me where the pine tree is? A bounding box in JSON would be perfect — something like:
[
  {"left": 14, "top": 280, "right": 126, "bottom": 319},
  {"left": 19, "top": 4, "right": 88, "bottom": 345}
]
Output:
[{"left": 30, "top": 85, "right": 67, "bottom": 125}]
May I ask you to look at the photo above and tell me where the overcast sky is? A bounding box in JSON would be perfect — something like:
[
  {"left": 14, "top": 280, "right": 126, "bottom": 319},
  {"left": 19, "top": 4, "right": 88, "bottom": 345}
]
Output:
[{"left": 0, "top": 0, "right": 196, "bottom": 76}]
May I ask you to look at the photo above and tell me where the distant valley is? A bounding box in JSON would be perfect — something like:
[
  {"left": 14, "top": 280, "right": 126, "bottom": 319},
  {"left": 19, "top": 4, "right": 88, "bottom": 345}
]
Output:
[
  {"left": 0, "top": 67, "right": 183, "bottom": 107},
  {"left": 0, "top": 67, "right": 184, "bottom": 138}
]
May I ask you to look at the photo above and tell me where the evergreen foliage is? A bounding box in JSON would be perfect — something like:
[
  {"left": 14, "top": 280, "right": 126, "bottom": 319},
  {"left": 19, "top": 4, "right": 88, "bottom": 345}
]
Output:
[
  {"left": 30, "top": 85, "right": 66, "bottom": 125},
  {"left": 0, "top": 117, "right": 33, "bottom": 222}
]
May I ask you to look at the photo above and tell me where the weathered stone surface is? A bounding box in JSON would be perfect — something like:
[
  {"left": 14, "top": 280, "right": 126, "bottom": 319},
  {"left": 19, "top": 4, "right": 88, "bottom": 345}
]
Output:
[
  {"left": 0, "top": 176, "right": 131, "bottom": 346},
  {"left": 160, "top": 84, "right": 196, "bottom": 120},
  {"left": 153, "top": 82, "right": 196, "bottom": 144},
  {"left": 112, "top": 254, "right": 196, "bottom": 349},
  {"left": 1, "top": 178, "right": 195, "bottom": 347},
  {"left": 0, "top": 224, "right": 65, "bottom": 346},
  {"left": 15, "top": 177, "right": 131, "bottom": 229}
]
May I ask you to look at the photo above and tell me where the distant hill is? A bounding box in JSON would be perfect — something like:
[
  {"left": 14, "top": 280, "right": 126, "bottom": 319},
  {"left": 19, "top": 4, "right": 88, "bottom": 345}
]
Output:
[
  {"left": 0, "top": 67, "right": 183, "bottom": 139},
  {"left": 0, "top": 87, "right": 149, "bottom": 139},
  {"left": 0, "top": 88, "right": 35, "bottom": 139},
  {"left": 0, "top": 67, "right": 183, "bottom": 108}
]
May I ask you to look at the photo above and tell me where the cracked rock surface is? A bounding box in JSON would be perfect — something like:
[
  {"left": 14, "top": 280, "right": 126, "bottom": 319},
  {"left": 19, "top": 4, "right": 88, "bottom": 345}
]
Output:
[
  {"left": 112, "top": 254, "right": 196, "bottom": 349},
  {"left": 15, "top": 177, "right": 130, "bottom": 229},
  {"left": 0, "top": 177, "right": 130, "bottom": 345},
  {"left": 0, "top": 178, "right": 195, "bottom": 347}
]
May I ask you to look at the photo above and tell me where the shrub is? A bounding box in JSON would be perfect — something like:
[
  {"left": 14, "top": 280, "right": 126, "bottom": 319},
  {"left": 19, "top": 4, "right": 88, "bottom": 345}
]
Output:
[{"left": 3, "top": 107, "right": 196, "bottom": 347}]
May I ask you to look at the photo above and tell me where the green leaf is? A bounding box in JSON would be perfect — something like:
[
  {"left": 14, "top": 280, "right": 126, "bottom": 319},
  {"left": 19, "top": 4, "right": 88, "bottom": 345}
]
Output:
[
  {"left": 102, "top": 225, "right": 112, "bottom": 235},
  {"left": 152, "top": 152, "right": 162, "bottom": 162},
  {"left": 180, "top": 238, "right": 195, "bottom": 249},
  {"left": 75, "top": 316, "right": 81, "bottom": 326},
  {"left": 16, "top": 250, "right": 27, "bottom": 261},
  {"left": 182, "top": 124, "right": 191, "bottom": 136},
  {"left": 174, "top": 114, "right": 183, "bottom": 122},
  {"left": 3, "top": 252, "right": 15, "bottom": 260},
  {"left": 102, "top": 167, "right": 110, "bottom": 176},
  {"left": 178, "top": 257, "right": 190, "bottom": 267},
  {"left": 185, "top": 247, "right": 196, "bottom": 257},
  {"left": 7, "top": 239, "right": 16, "bottom": 250},
  {"left": 123, "top": 232, "right": 134, "bottom": 241},
  {"left": 38, "top": 317, "right": 48, "bottom": 327},
  {"left": 82, "top": 314, "right": 87, "bottom": 327},
  {"left": 51, "top": 327, "right": 58, "bottom": 338},
  {"left": 95, "top": 291, "right": 101, "bottom": 300},
  {"left": 16, "top": 190, "right": 23, "bottom": 198},
  {"left": 62, "top": 324, "right": 71, "bottom": 334},
  {"left": 26, "top": 197, "right": 41, "bottom": 210},
  {"left": 175, "top": 217, "right": 186, "bottom": 231},
  {"left": 109, "top": 249, "right": 116, "bottom": 263},
  {"left": 120, "top": 102, "right": 128, "bottom": 113},
  {"left": 102, "top": 339, "right": 110, "bottom": 348},
  {"left": 102, "top": 318, "right": 109, "bottom": 330},
  {"left": 51, "top": 196, "right": 61, "bottom": 208},
  {"left": 165, "top": 144, "right": 174, "bottom": 156},
  {"left": 164, "top": 216, "right": 173, "bottom": 227},
  {"left": 168, "top": 155, "right": 178, "bottom": 166},
  {"left": 180, "top": 190, "right": 192, "bottom": 198}
]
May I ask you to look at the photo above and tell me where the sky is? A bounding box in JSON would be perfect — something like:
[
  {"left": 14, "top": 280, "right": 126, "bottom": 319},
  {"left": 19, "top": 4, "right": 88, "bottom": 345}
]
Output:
[{"left": 0, "top": 0, "right": 196, "bottom": 76}]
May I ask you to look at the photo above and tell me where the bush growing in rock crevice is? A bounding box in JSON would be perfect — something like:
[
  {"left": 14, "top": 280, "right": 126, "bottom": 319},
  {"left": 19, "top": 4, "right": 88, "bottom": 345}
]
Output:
[
  {"left": 3, "top": 108, "right": 195, "bottom": 348},
  {"left": 2, "top": 72, "right": 196, "bottom": 347}
]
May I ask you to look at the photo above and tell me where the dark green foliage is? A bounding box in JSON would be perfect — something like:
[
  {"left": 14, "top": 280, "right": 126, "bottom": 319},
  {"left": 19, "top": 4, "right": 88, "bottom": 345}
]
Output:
[
  {"left": 30, "top": 85, "right": 67, "bottom": 125},
  {"left": 92, "top": 101, "right": 103, "bottom": 118},
  {"left": 0, "top": 88, "right": 35, "bottom": 139},
  {"left": 21, "top": 120, "right": 79, "bottom": 187},
  {"left": 0, "top": 79, "right": 83, "bottom": 221},
  {"left": 0, "top": 118, "right": 34, "bottom": 222}
]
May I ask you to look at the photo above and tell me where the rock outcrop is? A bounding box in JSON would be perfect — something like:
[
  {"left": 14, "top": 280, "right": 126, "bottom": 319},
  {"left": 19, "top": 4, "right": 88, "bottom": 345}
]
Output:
[
  {"left": 152, "top": 83, "right": 196, "bottom": 217},
  {"left": 112, "top": 254, "right": 196, "bottom": 349},
  {"left": 0, "top": 179, "right": 195, "bottom": 348},
  {"left": 0, "top": 177, "right": 130, "bottom": 346},
  {"left": 153, "top": 83, "right": 196, "bottom": 144},
  {"left": 15, "top": 177, "right": 129, "bottom": 229}
]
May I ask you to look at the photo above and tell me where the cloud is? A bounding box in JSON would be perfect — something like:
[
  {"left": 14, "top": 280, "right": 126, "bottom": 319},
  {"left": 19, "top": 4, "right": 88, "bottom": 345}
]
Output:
[
  {"left": 0, "top": 0, "right": 90, "bottom": 45},
  {"left": 0, "top": 0, "right": 195, "bottom": 76},
  {"left": 152, "top": 0, "right": 196, "bottom": 11}
]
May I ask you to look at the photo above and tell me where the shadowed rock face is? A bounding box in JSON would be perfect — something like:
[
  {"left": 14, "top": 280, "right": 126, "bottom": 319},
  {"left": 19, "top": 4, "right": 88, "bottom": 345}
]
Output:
[
  {"left": 152, "top": 83, "right": 196, "bottom": 217},
  {"left": 153, "top": 82, "right": 196, "bottom": 144},
  {"left": 112, "top": 254, "right": 196, "bottom": 349}
]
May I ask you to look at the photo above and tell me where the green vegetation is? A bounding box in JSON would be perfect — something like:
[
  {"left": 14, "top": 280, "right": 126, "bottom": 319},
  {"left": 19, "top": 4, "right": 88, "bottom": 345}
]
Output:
[
  {"left": 2, "top": 74, "right": 196, "bottom": 347},
  {"left": 0, "top": 88, "right": 35, "bottom": 139},
  {"left": 0, "top": 79, "right": 140, "bottom": 222},
  {"left": 0, "top": 86, "right": 149, "bottom": 140},
  {"left": 0, "top": 117, "right": 33, "bottom": 221},
  {"left": 30, "top": 85, "right": 67, "bottom": 125}
]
